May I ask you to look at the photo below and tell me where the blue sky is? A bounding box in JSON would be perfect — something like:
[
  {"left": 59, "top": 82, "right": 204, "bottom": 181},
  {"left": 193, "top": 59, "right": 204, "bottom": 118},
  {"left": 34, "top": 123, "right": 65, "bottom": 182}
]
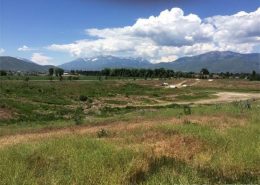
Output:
[{"left": 0, "top": 0, "right": 260, "bottom": 65}]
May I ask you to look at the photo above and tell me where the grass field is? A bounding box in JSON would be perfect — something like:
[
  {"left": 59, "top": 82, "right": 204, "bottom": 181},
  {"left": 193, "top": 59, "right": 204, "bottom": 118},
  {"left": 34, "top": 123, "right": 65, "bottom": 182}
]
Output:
[{"left": 0, "top": 78, "right": 260, "bottom": 184}]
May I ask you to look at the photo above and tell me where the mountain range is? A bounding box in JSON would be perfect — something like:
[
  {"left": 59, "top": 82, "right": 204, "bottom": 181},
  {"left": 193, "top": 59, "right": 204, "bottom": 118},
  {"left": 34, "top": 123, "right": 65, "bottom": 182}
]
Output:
[
  {"left": 0, "top": 51, "right": 259, "bottom": 73},
  {"left": 155, "top": 51, "right": 260, "bottom": 73},
  {"left": 59, "top": 56, "right": 152, "bottom": 71}
]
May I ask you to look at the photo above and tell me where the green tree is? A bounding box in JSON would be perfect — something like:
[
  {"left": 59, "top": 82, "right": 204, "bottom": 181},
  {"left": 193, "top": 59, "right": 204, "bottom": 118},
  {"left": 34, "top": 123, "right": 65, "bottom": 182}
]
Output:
[
  {"left": 49, "top": 68, "right": 54, "bottom": 76},
  {"left": 55, "top": 68, "right": 64, "bottom": 77},
  {"left": 54, "top": 68, "right": 64, "bottom": 81},
  {"left": 101, "top": 68, "right": 111, "bottom": 77},
  {"left": 70, "top": 70, "right": 75, "bottom": 75},
  {"left": 0, "top": 70, "right": 7, "bottom": 76},
  {"left": 250, "top": 70, "right": 260, "bottom": 81},
  {"left": 252, "top": 70, "right": 256, "bottom": 78},
  {"left": 200, "top": 68, "right": 210, "bottom": 75}
]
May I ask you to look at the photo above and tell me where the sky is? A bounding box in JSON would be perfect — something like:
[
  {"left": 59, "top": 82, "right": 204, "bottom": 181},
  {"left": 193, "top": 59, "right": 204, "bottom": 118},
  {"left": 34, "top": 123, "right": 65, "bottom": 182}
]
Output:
[{"left": 0, "top": 0, "right": 260, "bottom": 65}]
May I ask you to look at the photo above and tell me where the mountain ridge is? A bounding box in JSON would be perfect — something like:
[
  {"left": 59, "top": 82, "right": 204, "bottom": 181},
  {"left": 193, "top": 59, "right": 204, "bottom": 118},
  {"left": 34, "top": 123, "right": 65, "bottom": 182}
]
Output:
[
  {"left": 1, "top": 51, "right": 259, "bottom": 73},
  {"left": 155, "top": 51, "right": 260, "bottom": 73},
  {"left": 59, "top": 51, "right": 260, "bottom": 73},
  {"left": 58, "top": 55, "right": 152, "bottom": 71}
]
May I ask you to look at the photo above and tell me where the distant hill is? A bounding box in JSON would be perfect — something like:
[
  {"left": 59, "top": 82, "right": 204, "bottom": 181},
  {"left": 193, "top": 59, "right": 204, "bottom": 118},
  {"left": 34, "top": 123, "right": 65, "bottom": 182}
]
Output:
[
  {"left": 0, "top": 56, "right": 54, "bottom": 72},
  {"left": 156, "top": 51, "right": 260, "bottom": 73},
  {"left": 59, "top": 56, "right": 152, "bottom": 71}
]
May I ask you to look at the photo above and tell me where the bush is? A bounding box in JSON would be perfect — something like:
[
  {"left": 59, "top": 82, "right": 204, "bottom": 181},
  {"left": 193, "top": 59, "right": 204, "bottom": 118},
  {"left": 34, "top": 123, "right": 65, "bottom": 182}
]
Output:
[
  {"left": 73, "top": 107, "right": 84, "bottom": 125},
  {"left": 79, "top": 95, "right": 88, "bottom": 102},
  {"left": 243, "top": 100, "right": 251, "bottom": 109},
  {"left": 97, "top": 128, "right": 109, "bottom": 138},
  {"left": 183, "top": 105, "right": 192, "bottom": 115}
]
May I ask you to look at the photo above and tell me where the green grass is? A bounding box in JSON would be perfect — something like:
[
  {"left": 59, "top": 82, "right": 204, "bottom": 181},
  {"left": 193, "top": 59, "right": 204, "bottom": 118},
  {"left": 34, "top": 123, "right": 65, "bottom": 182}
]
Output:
[
  {"left": 151, "top": 105, "right": 260, "bottom": 182},
  {"left": 0, "top": 79, "right": 260, "bottom": 184},
  {"left": 139, "top": 156, "right": 258, "bottom": 184},
  {"left": 0, "top": 133, "right": 258, "bottom": 184},
  {"left": 0, "top": 137, "right": 137, "bottom": 185}
]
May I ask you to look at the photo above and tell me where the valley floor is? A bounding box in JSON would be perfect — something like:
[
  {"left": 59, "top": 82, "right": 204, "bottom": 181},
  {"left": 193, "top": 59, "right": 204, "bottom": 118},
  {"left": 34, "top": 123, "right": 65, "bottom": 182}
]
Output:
[{"left": 0, "top": 78, "right": 259, "bottom": 184}]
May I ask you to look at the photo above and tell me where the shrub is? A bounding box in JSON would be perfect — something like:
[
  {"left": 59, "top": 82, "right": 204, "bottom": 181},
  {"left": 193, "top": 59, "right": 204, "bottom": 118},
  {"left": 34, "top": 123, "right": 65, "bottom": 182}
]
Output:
[
  {"left": 152, "top": 93, "right": 160, "bottom": 97},
  {"left": 183, "top": 105, "right": 192, "bottom": 115},
  {"left": 244, "top": 100, "right": 251, "bottom": 110},
  {"left": 79, "top": 95, "right": 88, "bottom": 102},
  {"left": 73, "top": 107, "right": 84, "bottom": 125},
  {"left": 97, "top": 128, "right": 109, "bottom": 138}
]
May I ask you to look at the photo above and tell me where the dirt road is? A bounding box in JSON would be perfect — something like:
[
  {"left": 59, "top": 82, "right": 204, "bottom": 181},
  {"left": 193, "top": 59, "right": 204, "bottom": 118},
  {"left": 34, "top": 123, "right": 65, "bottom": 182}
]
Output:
[{"left": 192, "top": 92, "right": 260, "bottom": 104}]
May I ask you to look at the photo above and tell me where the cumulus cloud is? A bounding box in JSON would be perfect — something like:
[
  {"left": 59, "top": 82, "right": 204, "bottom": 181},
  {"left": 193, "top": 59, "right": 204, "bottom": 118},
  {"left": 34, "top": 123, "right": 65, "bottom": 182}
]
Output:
[
  {"left": 48, "top": 7, "right": 260, "bottom": 62},
  {"left": 18, "top": 45, "right": 36, "bottom": 51},
  {"left": 87, "top": 8, "right": 214, "bottom": 47},
  {"left": 206, "top": 9, "right": 260, "bottom": 44},
  {"left": 31, "top": 53, "right": 53, "bottom": 65},
  {"left": 0, "top": 48, "right": 5, "bottom": 55}
]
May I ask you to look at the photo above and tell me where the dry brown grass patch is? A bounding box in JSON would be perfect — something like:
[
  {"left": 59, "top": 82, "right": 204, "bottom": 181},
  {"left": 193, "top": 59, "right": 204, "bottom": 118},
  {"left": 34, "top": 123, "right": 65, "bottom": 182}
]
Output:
[
  {"left": 183, "top": 114, "right": 247, "bottom": 130},
  {"left": 152, "top": 135, "right": 205, "bottom": 161}
]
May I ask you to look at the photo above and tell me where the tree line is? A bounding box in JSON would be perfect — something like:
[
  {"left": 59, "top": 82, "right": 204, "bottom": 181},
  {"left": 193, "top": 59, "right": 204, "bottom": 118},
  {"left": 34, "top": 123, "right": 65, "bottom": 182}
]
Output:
[
  {"left": 70, "top": 68, "right": 260, "bottom": 80},
  {"left": 1, "top": 68, "right": 259, "bottom": 81}
]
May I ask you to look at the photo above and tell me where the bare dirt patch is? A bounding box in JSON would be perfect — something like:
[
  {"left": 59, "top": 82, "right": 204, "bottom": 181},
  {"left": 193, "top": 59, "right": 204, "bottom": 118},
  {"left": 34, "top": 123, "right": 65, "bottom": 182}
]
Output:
[{"left": 193, "top": 92, "right": 260, "bottom": 104}]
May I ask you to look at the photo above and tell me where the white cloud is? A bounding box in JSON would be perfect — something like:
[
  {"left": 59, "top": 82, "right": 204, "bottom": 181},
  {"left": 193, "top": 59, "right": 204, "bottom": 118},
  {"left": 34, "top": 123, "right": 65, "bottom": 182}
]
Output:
[
  {"left": 0, "top": 48, "right": 5, "bottom": 55},
  {"left": 206, "top": 8, "right": 260, "bottom": 44},
  {"left": 87, "top": 8, "right": 214, "bottom": 47},
  {"left": 48, "top": 7, "right": 260, "bottom": 62},
  {"left": 31, "top": 53, "right": 53, "bottom": 65},
  {"left": 18, "top": 45, "right": 35, "bottom": 51}
]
